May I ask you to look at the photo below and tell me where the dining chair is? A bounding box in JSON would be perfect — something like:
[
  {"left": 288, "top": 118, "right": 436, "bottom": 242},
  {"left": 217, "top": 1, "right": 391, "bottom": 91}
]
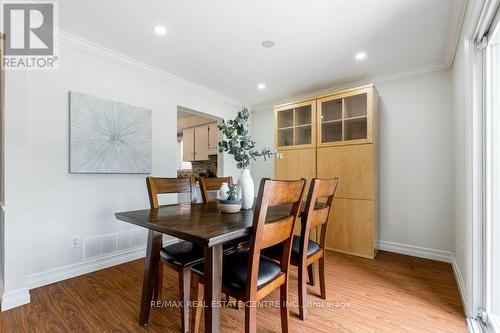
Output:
[
  {"left": 146, "top": 176, "right": 202, "bottom": 333},
  {"left": 190, "top": 177, "right": 306, "bottom": 333},
  {"left": 264, "top": 177, "right": 339, "bottom": 320},
  {"left": 199, "top": 176, "right": 233, "bottom": 203}
]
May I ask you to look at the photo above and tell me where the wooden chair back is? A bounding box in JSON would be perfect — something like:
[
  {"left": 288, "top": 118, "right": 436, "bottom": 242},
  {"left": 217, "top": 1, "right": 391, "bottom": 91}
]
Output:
[
  {"left": 199, "top": 176, "right": 233, "bottom": 203},
  {"left": 302, "top": 178, "right": 339, "bottom": 252},
  {"left": 146, "top": 177, "right": 196, "bottom": 209},
  {"left": 246, "top": 178, "right": 306, "bottom": 298}
]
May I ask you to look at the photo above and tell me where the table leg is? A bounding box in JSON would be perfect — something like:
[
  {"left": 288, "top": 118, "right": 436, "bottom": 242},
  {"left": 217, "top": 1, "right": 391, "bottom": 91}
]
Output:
[
  {"left": 204, "top": 243, "right": 223, "bottom": 333},
  {"left": 139, "top": 230, "right": 162, "bottom": 326}
]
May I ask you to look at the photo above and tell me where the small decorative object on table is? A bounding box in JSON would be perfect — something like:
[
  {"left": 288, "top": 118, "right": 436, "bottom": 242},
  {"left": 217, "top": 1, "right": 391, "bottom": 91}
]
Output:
[
  {"left": 218, "top": 107, "right": 282, "bottom": 209},
  {"left": 219, "top": 182, "right": 230, "bottom": 200},
  {"left": 217, "top": 184, "right": 242, "bottom": 213}
]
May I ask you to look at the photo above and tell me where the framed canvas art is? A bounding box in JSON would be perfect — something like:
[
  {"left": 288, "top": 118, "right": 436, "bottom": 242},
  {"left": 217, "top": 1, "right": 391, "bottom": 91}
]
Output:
[{"left": 69, "top": 91, "right": 152, "bottom": 174}]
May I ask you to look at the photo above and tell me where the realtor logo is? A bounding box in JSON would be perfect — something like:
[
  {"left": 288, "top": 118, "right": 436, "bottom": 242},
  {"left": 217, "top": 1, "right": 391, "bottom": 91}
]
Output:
[{"left": 1, "top": 1, "right": 59, "bottom": 69}]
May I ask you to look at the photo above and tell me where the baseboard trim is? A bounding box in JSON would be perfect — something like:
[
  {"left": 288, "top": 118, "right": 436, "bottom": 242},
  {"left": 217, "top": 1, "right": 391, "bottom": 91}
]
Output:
[
  {"left": 0, "top": 239, "right": 178, "bottom": 311},
  {"left": 377, "top": 240, "right": 453, "bottom": 263},
  {"left": 1, "top": 288, "right": 30, "bottom": 312},
  {"left": 451, "top": 255, "right": 470, "bottom": 317},
  {"left": 26, "top": 239, "right": 178, "bottom": 290}
]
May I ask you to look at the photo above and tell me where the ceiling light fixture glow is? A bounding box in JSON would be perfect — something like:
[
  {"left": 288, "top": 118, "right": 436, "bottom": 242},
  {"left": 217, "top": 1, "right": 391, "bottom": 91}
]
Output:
[
  {"left": 262, "top": 40, "right": 275, "bottom": 48},
  {"left": 355, "top": 52, "right": 367, "bottom": 60},
  {"left": 257, "top": 83, "right": 266, "bottom": 90},
  {"left": 154, "top": 25, "right": 167, "bottom": 35}
]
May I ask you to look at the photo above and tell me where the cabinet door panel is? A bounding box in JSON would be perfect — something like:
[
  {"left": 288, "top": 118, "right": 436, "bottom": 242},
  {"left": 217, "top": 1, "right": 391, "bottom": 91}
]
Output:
[
  {"left": 275, "top": 148, "right": 316, "bottom": 183},
  {"left": 182, "top": 128, "right": 195, "bottom": 162},
  {"left": 208, "top": 123, "right": 219, "bottom": 155},
  {"left": 326, "top": 198, "right": 375, "bottom": 258},
  {"left": 275, "top": 148, "right": 316, "bottom": 235},
  {"left": 194, "top": 126, "right": 209, "bottom": 161},
  {"left": 317, "top": 144, "right": 374, "bottom": 200}
]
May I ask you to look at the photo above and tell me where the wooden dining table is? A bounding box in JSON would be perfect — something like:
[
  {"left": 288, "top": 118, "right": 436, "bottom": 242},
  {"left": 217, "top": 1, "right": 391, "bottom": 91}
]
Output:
[{"left": 115, "top": 201, "right": 292, "bottom": 333}]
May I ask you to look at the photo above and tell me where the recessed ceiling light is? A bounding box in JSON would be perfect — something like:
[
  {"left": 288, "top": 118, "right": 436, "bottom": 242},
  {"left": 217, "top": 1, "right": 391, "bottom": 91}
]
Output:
[
  {"left": 262, "top": 40, "right": 275, "bottom": 48},
  {"left": 257, "top": 83, "right": 266, "bottom": 90},
  {"left": 154, "top": 25, "right": 167, "bottom": 35},
  {"left": 355, "top": 52, "right": 367, "bottom": 60}
]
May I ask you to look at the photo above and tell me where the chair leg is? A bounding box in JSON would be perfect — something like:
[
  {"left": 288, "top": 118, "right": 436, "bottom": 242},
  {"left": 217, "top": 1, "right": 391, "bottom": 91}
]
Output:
[
  {"left": 307, "top": 263, "right": 315, "bottom": 286},
  {"left": 319, "top": 256, "right": 326, "bottom": 299},
  {"left": 179, "top": 268, "right": 191, "bottom": 333},
  {"left": 190, "top": 274, "right": 204, "bottom": 333},
  {"left": 280, "top": 283, "right": 290, "bottom": 333},
  {"left": 245, "top": 302, "right": 257, "bottom": 333},
  {"left": 298, "top": 263, "right": 308, "bottom": 321},
  {"left": 154, "top": 262, "right": 163, "bottom": 301}
]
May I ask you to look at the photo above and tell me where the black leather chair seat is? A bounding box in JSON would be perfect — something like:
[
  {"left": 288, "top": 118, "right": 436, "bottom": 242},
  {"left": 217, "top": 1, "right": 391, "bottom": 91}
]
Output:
[
  {"left": 160, "top": 241, "right": 204, "bottom": 267},
  {"left": 160, "top": 241, "right": 236, "bottom": 268},
  {"left": 191, "top": 249, "right": 282, "bottom": 290},
  {"left": 265, "top": 236, "right": 321, "bottom": 260}
]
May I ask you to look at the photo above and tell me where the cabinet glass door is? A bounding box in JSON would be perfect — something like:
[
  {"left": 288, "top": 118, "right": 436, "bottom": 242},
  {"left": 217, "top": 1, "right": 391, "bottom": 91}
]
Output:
[
  {"left": 344, "top": 94, "right": 367, "bottom": 140},
  {"left": 295, "top": 105, "right": 312, "bottom": 145},
  {"left": 276, "top": 103, "right": 314, "bottom": 148},
  {"left": 319, "top": 90, "right": 370, "bottom": 145},
  {"left": 321, "top": 99, "right": 343, "bottom": 143},
  {"left": 277, "top": 108, "right": 294, "bottom": 147}
]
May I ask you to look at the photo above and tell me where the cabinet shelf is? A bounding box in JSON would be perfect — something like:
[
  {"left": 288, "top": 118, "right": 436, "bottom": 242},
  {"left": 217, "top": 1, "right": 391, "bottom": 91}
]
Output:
[
  {"left": 344, "top": 115, "right": 367, "bottom": 122},
  {"left": 321, "top": 119, "right": 342, "bottom": 124}
]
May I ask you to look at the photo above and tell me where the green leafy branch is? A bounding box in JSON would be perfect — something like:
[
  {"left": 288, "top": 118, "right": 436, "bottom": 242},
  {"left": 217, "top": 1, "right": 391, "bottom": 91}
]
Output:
[{"left": 218, "top": 107, "right": 279, "bottom": 169}]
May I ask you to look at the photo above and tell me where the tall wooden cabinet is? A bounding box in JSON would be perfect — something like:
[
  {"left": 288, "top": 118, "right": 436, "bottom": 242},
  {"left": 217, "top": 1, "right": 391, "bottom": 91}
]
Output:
[{"left": 274, "top": 84, "right": 378, "bottom": 259}]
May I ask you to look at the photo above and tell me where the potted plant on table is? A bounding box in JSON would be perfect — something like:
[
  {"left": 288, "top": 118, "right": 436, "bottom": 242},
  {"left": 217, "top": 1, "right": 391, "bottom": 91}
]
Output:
[
  {"left": 217, "top": 184, "right": 242, "bottom": 213},
  {"left": 218, "top": 107, "right": 281, "bottom": 209}
]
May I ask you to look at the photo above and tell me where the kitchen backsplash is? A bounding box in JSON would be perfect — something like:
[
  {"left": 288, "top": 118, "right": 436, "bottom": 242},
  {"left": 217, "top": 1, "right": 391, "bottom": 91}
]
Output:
[{"left": 178, "top": 155, "right": 217, "bottom": 178}]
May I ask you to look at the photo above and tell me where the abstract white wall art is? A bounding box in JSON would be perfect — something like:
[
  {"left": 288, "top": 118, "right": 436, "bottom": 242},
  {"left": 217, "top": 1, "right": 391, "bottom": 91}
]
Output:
[{"left": 69, "top": 91, "right": 152, "bottom": 174}]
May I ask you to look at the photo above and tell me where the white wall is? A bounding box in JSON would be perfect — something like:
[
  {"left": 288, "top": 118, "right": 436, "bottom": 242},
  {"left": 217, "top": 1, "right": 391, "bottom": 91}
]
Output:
[
  {"left": 452, "top": 33, "right": 472, "bottom": 315},
  {"left": 1, "top": 38, "right": 240, "bottom": 308},
  {"left": 251, "top": 69, "right": 455, "bottom": 253},
  {"left": 451, "top": 0, "right": 485, "bottom": 317}
]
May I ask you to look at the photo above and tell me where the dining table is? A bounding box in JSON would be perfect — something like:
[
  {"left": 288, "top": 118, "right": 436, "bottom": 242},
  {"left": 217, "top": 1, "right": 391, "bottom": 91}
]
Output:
[{"left": 115, "top": 201, "right": 293, "bottom": 333}]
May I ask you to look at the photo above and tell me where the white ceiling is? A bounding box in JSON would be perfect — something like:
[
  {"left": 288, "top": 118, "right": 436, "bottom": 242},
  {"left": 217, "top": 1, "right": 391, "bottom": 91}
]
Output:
[{"left": 59, "top": 0, "right": 466, "bottom": 107}]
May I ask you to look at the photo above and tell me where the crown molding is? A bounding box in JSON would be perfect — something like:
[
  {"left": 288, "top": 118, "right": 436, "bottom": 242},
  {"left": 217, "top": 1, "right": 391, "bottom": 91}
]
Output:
[
  {"left": 56, "top": 29, "right": 242, "bottom": 107},
  {"left": 445, "top": 0, "right": 469, "bottom": 68},
  {"left": 252, "top": 61, "right": 449, "bottom": 112}
]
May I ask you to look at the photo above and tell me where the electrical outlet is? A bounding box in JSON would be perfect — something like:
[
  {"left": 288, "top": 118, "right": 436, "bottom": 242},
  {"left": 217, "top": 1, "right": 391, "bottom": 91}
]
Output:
[{"left": 71, "top": 236, "right": 80, "bottom": 248}]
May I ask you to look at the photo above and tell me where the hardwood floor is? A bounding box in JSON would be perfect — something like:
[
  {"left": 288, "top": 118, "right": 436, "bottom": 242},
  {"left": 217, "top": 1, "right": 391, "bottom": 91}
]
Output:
[{"left": 0, "top": 250, "right": 466, "bottom": 332}]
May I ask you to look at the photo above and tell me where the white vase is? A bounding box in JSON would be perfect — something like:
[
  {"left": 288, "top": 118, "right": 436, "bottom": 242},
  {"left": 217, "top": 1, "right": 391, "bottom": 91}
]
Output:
[
  {"left": 219, "top": 182, "right": 229, "bottom": 200},
  {"left": 238, "top": 169, "right": 254, "bottom": 209}
]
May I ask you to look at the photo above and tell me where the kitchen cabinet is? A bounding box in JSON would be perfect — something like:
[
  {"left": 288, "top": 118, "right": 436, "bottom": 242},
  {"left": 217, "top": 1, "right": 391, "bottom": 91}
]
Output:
[
  {"left": 183, "top": 122, "right": 219, "bottom": 162},
  {"left": 182, "top": 127, "right": 195, "bottom": 162},
  {"left": 194, "top": 126, "right": 209, "bottom": 161},
  {"left": 208, "top": 123, "right": 219, "bottom": 155}
]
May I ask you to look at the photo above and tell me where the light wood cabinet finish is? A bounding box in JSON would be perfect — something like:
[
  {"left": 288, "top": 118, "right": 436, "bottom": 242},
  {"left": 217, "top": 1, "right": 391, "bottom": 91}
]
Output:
[
  {"left": 182, "top": 122, "right": 218, "bottom": 162},
  {"left": 327, "top": 198, "right": 376, "bottom": 259},
  {"left": 208, "top": 123, "right": 219, "bottom": 155},
  {"left": 317, "top": 144, "right": 375, "bottom": 200},
  {"left": 194, "top": 126, "right": 209, "bottom": 161},
  {"left": 182, "top": 127, "right": 195, "bottom": 162},
  {"left": 275, "top": 148, "right": 316, "bottom": 236},
  {"left": 274, "top": 84, "right": 378, "bottom": 259}
]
